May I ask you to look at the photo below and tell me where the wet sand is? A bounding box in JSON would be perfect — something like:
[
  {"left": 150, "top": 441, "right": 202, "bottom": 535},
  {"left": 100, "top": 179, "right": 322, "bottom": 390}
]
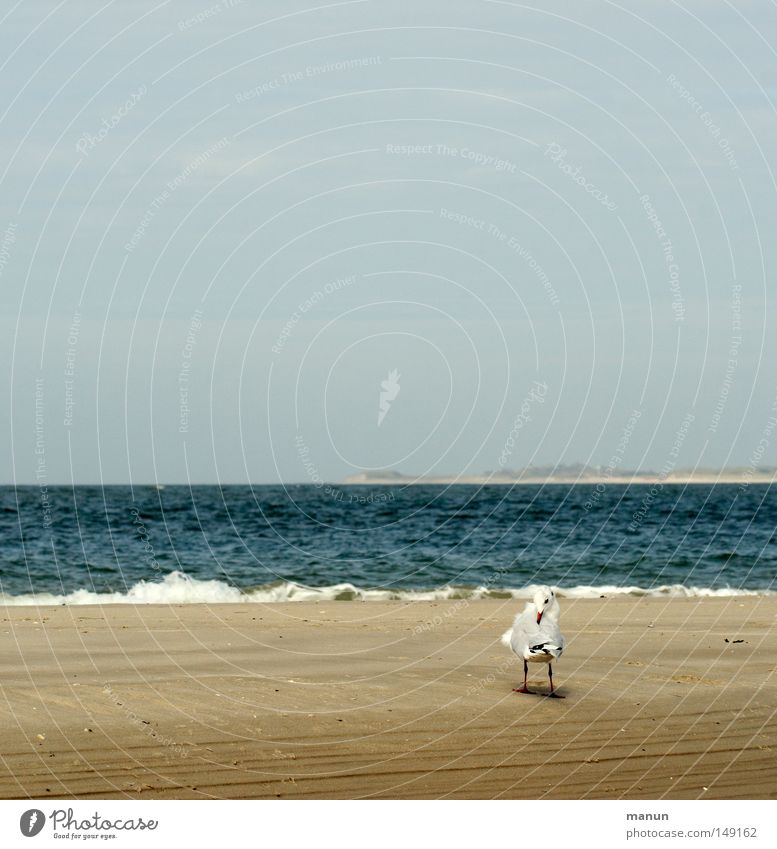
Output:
[{"left": 1, "top": 597, "right": 775, "bottom": 799}]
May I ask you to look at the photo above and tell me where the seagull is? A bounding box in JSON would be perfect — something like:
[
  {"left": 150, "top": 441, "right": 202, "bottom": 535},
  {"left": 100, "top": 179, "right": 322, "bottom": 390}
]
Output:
[{"left": 501, "top": 586, "right": 566, "bottom": 698}]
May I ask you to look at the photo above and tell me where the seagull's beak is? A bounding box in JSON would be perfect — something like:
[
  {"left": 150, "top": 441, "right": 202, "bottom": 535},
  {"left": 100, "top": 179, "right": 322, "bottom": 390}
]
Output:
[{"left": 536, "top": 611, "right": 543, "bottom": 625}]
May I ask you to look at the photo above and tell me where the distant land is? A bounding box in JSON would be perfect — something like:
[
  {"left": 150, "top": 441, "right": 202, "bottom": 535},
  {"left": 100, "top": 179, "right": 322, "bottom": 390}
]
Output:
[{"left": 342, "top": 464, "right": 777, "bottom": 485}]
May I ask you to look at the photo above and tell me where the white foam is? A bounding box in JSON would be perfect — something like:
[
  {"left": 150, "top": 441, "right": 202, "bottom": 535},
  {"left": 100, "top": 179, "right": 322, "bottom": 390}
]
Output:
[
  {"left": 0, "top": 570, "right": 772, "bottom": 606},
  {"left": 0, "top": 571, "right": 245, "bottom": 606},
  {"left": 552, "top": 584, "right": 774, "bottom": 599}
]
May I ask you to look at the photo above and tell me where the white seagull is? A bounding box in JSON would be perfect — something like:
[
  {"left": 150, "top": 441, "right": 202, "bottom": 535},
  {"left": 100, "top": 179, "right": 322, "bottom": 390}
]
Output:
[{"left": 501, "top": 586, "right": 566, "bottom": 698}]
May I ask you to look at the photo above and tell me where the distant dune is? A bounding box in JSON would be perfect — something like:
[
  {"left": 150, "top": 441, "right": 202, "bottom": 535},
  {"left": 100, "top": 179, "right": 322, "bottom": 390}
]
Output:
[{"left": 342, "top": 466, "right": 777, "bottom": 486}]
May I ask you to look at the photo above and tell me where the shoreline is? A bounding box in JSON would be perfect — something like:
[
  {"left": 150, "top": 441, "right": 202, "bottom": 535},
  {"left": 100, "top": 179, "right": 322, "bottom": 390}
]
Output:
[
  {"left": 1, "top": 573, "right": 773, "bottom": 606},
  {"left": 1, "top": 597, "right": 775, "bottom": 799}
]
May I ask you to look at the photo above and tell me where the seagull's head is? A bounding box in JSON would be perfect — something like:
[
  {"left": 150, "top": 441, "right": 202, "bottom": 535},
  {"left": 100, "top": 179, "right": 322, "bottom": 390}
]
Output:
[{"left": 533, "top": 586, "right": 555, "bottom": 624}]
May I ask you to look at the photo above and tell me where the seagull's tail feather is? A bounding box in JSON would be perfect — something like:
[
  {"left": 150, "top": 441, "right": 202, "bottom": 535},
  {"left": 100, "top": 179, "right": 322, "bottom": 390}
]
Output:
[
  {"left": 528, "top": 641, "right": 564, "bottom": 659},
  {"left": 500, "top": 628, "right": 513, "bottom": 648}
]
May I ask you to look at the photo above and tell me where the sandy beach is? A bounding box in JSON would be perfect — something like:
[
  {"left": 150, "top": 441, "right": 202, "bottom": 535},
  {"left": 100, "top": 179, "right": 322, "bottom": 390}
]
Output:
[{"left": 1, "top": 597, "right": 775, "bottom": 800}]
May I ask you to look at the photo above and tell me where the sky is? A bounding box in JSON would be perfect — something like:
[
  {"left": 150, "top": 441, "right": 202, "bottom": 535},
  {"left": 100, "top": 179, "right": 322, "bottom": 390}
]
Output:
[{"left": 2, "top": 0, "right": 776, "bottom": 484}]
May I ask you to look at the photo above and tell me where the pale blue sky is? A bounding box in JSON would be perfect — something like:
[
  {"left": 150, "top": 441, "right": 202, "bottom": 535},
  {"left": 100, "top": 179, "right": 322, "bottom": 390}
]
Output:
[{"left": 2, "top": 0, "right": 776, "bottom": 483}]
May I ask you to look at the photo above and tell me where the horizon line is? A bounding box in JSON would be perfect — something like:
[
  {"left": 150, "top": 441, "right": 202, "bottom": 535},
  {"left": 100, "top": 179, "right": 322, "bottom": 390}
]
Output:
[{"left": 5, "top": 476, "right": 776, "bottom": 487}]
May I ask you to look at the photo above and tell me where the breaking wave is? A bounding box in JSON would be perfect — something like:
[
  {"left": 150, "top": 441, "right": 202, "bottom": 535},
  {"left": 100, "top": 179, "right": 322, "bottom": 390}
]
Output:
[{"left": 0, "top": 570, "right": 772, "bottom": 606}]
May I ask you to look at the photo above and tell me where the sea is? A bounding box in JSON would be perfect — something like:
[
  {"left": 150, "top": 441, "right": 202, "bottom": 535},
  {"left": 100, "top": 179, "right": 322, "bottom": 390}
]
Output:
[{"left": 0, "top": 483, "right": 775, "bottom": 604}]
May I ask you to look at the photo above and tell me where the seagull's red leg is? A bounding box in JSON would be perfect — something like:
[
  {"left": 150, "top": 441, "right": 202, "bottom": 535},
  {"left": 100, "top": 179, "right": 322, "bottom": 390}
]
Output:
[
  {"left": 547, "top": 663, "right": 565, "bottom": 698},
  {"left": 513, "top": 659, "right": 534, "bottom": 694}
]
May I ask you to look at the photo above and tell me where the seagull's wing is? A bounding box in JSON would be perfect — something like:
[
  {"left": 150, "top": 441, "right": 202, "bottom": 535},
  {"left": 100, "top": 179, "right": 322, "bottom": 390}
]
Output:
[
  {"left": 506, "top": 604, "right": 535, "bottom": 656},
  {"left": 526, "top": 617, "right": 565, "bottom": 659}
]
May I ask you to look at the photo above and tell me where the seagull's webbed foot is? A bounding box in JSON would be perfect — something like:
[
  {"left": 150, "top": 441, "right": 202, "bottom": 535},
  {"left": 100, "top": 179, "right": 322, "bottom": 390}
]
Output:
[
  {"left": 512, "top": 686, "right": 535, "bottom": 695},
  {"left": 547, "top": 691, "right": 565, "bottom": 698}
]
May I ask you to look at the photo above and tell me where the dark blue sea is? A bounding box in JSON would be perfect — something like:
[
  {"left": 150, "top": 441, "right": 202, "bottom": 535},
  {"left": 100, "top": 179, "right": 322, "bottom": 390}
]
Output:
[{"left": 0, "top": 484, "right": 775, "bottom": 603}]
